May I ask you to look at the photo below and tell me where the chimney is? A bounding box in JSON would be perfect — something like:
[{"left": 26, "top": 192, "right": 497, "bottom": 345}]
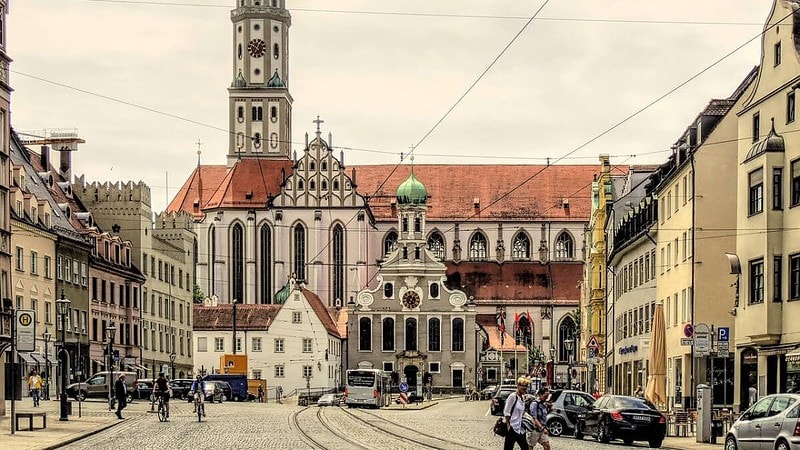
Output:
[
  {"left": 60, "top": 148, "right": 72, "bottom": 181},
  {"left": 40, "top": 146, "right": 50, "bottom": 169}
]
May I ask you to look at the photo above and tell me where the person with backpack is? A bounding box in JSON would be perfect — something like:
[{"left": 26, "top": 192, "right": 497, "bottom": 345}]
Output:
[
  {"left": 527, "top": 387, "right": 551, "bottom": 450},
  {"left": 503, "top": 377, "right": 530, "bottom": 450}
]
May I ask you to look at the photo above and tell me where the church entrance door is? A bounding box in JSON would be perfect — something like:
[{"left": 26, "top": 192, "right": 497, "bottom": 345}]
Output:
[
  {"left": 404, "top": 365, "right": 419, "bottom": 387},
  {"left": 453, "top": 369, "right": 464, "bottom": 387}
]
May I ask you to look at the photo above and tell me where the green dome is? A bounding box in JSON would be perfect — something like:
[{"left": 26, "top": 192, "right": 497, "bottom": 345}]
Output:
[
  {"left": 267, "top": 70, "right": 285, "bottom": 88},
  {"left": 396, "top": 171, "right": 427, "bottom": 205}
]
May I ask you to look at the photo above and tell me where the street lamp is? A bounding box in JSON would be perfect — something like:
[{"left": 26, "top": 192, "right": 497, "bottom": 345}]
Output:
[
  {"left": 106, "top": 322, "right": 116, "bottom": 410},
  {"left": 170, "top": 352, "right": 176, "bottom": 380},
  {"left": 232, "top": 299, "right": 241, "bottom": 354},
  {"left": 43, "top": 329, "right": 51, "bottom": 401},
  {"left": 565, "top": 338, "right": 574, "bottom": 389},
  {"left": 56, "top": 292, "right": 71, "bottom": 421}
]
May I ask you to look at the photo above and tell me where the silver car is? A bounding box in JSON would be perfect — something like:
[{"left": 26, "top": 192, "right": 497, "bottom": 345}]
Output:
[
  {"left": 726, "top": 394, "right": 800, "bottom": 450},
  {"left": 545, "top": 389, "right": 597, "bottom": 437}
]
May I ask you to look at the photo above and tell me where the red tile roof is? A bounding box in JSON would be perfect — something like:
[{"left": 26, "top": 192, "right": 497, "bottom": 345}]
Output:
[
  {"left": 446, "top": 261, "right": 582, "bottom": 303},
  {"left": 476, "top": 314, "right": 527, "bottom": 352},
  {"left": 352, "top": 164, "right": 611, "bottom": 222},
  {"left": 193, "top": 304, "right": 282, "bottom": 331},
  {"left": 303, "top": 289, "right": 343, "bottom": 338}
]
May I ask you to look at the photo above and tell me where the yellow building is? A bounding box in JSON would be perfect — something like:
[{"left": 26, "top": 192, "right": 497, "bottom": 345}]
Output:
[{"left": 733, "top": 0, "right": 800, "bottom": 412}]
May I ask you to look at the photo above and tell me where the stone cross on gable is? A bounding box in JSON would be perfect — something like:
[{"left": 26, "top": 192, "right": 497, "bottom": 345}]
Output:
[{"left": 313, "top": 115, "right": 324, "bottom": 137}]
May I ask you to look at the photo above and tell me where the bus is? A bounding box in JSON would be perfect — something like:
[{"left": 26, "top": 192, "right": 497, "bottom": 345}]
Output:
[{"left": 344, "top": 369, "right": 390, "bottom": 408}]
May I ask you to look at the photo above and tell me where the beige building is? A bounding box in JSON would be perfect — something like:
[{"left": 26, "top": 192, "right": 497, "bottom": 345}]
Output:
[
  {"left": 0, "top": 0, "right": 14, "bottom": 416},
  {"left": 653, "top": 72, "right": 754, "bottom": 409},
  {"left": 733, "top": 0, "right": 800, "bottom": 412}
]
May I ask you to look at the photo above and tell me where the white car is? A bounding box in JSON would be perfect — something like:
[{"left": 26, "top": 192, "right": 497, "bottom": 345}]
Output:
[{"left": 317, "top": 394, "right": 340, "bottom": 407}]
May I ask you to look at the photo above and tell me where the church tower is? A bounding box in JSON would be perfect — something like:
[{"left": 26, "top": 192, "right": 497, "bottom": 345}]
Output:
[{"left": 228, "top": 0, "right": 292, "bottom": 165}]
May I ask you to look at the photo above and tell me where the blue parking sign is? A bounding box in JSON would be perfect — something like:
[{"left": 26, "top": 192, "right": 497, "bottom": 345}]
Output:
[{"left": 718, "top": 327, "right": 730, "bottom": 342}]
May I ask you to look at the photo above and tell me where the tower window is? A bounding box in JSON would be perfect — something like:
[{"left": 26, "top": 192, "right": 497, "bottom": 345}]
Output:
[
  {"left": 321, "top": 161, "right": 327, "bottom": 171},
  {"left": 333, "top": 180, "right": 339, "bottom": 190},
  {"left": 253, "top": 133, "right": 261, "bottom": 148},
  {"left": 237, "top": 106, "right": 244, "bottom": 123},
  {"left": 252, "top": 106, "right": 263, "bottom": 121},
  {"left": 270, "top": 106, "right": 278, "bottom": 122},
  {"left": 273, "top": 43, "right": 280, "bottom": 60},
  {"left": 270, "top": 133, "right": 278, "bottom": 149},
  {"left": 238, "top": 44, "right": 242, "bottom": 60},
  {"left": 321, "top": 180, "right": 327, "bottom": 190}
]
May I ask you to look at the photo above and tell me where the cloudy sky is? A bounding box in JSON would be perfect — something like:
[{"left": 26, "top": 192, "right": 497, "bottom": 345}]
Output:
[{"left": 9, "top": 0, "right": 771, "bottom": 212}]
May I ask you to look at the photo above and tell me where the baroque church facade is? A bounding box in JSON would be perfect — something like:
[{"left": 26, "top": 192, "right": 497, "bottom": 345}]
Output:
[{"left": 169, "top": 0, "right": 610, "bottom": 388}]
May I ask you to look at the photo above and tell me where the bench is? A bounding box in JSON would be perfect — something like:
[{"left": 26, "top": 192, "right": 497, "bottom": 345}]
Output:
[{"left": 16, "top": 412, "right": 46, "bottom": 431}]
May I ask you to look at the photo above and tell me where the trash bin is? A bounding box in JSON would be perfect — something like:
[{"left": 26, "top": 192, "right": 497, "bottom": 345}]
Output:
[
  {"left": 710, "top": 419, "right": 723, "bottom": 444},
  {"left": 65, "top": 401, "right": 73, "bottom": 416}
]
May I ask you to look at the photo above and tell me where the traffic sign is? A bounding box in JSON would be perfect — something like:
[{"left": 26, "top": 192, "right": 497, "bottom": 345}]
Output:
[
  {"left": 680, "top": 338, "right": 694, "bottom": 346},
  {"left": 399, "top": 382, "right": 409, "bottom": 393},
  {"left": 683, "top": 323, "right": 694, "bottom": 338},
  {"left": 16, "top": 310, "right": 36, "bottom": 352},
  {"left": 718, "top": 327, "right": 730, "bottom": 342},
  {"left": 717, "top": 341, "right": 730, "bottom": 358},
  {"left": 399, "top": 393, "right": 408, "bottom": 404},
  {"left": 694, "top": 323, "right": 711, "bottom": 356}
]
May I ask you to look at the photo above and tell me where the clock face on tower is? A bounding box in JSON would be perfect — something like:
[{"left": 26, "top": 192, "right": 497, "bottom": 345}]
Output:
[
  {"left": 247, "top": 39, "right": 267, "bottom": 58},
  {"left": 402, "top": 291, "right": 421, "bottom": 309}
]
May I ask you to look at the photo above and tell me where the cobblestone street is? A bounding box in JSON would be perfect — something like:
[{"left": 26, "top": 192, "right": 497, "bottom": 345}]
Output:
[{"left": 59, "top": 397, "right": 672, "bottom": 450}]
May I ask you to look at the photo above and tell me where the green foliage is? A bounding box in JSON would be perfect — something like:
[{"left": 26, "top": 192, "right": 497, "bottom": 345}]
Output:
[{"left": 192, "top": 285, "right": 205, "bottom": 304}]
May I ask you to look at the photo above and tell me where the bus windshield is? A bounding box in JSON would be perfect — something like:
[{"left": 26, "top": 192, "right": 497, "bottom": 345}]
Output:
[{"left": 347, "top": 371, "right": 376, "bottom": 387}]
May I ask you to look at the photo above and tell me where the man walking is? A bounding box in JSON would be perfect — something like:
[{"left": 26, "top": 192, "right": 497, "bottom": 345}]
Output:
[
  {"left": 527, "top": 387, "right": 552, "bottom": 450},
  {"left": 28, "top": 370, "right": 42, "bottom": 407},
  {"left": 114, "top": 374, "right": 128, "bottom": 419}
]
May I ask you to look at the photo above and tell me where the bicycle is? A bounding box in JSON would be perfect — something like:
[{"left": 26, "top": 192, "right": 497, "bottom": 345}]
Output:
[
  {"left": 156, "top": 393, "right": 168, "bottom": 422},
  {"left": 193, "top": 392, "right": 205, "bottom": 422}
]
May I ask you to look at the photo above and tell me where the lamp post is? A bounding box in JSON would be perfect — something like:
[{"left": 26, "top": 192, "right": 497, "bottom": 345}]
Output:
[
  {"left": 106, "top": 322, "right": 116, "bottom": 410},
  {"left": 56, "top": 292, "right": 71, "bottom": 421},
  {"left": 43, "top": 329, "right": 51, "bottom": 401},
  {"left": 232, "top": 299, "right": 241, "bottom": 354},
  {"left": 170, "top": 352, "right": 176, "bottom": 380},
  {"left": 565, "top": 338, "right": 574, "bottom": 389},
  {"left": 549, "top": 346, "right": 556, "bottom": 388}
]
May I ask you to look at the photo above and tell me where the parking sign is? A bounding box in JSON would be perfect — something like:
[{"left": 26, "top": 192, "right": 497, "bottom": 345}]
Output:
[{"left": 718, "top": 327, "right": 730, "bottom": 342}]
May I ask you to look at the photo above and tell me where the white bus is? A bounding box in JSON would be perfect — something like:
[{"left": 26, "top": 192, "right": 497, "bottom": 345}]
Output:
[{"left": 344, "top": 369, "right": 390, "bottom": 408}]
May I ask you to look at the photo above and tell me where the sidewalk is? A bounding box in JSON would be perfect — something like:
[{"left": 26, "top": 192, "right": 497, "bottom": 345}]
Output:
[
  {"left": 0, "top": 398, "right": 127, "bottom": 450},
  {"left": 663, "top": 436, "right": 723, "bottom": 450}
]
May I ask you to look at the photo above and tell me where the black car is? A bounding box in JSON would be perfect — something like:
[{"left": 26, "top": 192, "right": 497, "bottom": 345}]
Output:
[
  {"left": 136, "top": 379, "right": 155, "bottom": 400},
  {"left": 210, "top": 381, "right": 232, "bottom": 402},
  {"left": 490, "top": 387, "right": 518, "bottom": 416},
  {"left": 576, "top": 395, "right": 666, "bottom": 448},
  {"left": 169, "top": 379, "right": 194, "bottom": 399}
]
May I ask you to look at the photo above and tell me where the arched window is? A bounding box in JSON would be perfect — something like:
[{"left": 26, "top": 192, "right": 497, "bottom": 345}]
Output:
[
  {"left": 209, "top": 225, "right": 216, "bottom": 295},
  {"left": 298, "top": 180, "right": 304, "bottom": 190},
  {"left": 333, "top": 180, "right": 340, "bottom": 190},
  {"left": 273, "top": 43, "right": 280, "bottom": 59},
  {"left": 293, "top": 224, "right": 306, "bottom": 280},
  {"left": 309, "top": 180, "right": 316, "bottom": 190},
  {"left": 428, "top": 317, "right": 440, "bottom": 352},
  {"left": 321, "top": 161, "right": 327, "bottom": 171},
  {"left": 469, "top": 232, "right": 488, "bottom": 260},
  {"left": 270, "top": 106, "right": 277, "bottom": 122},
  {"left": 555, "top": 232, "right": 574, "bottom": 260},
  {"left": 452, "top": 318, "right": 464, "bottom": 351},
  {"left": 384, "top": 231, "right": 398, "bottom": 256},
  {"left": 310, "top": 161, "right": 315, "bottom": 171},
  {"left": 253, "top": 132, "right": 261, "bottom": 148},
  {"left": 332, "top": 224, "right": 344, "bottom": 305},
  {"left": 359, "top": 317, "right": 371, "bottom": 351},
  {"left": 558, "top": 316, "right": 578, "bottom": 362},
  {"left": 383, "top": 283, "right": 393, "bottom": 298},
  {"left": 237, "top": 106, "right": 244, "bottom": 122},
  {"left": 427, "top": 232, "right": 445, "bottom": 261},
  {"left": 414, "top": 217, "right": 421, "bottom": 233},
  {"left": 231, "top": 223, "right": 244, "bottom": 303},
  {"left": 512, "top": 232, "right": 530, "bottom": 259},
  {"left": 259, "top": 224, "right": 272, "bottom": 304},
  {"left": 515, "top": 313, "right": 532, "bottom": 347},
  {"left": 321, "top": 180, "right": 327, "bottom": 190},
  {"left": 402, "top": 218, "right": 408, "bottom": 233},
  {"left": 429, "top": 283, "right": 439, "bottom": 298},
  {"left": 405, "top": 318, "right": 417, "bottom": 351},
  {"left": 382, "top": 317, "right": 395, "bottom": 351}
]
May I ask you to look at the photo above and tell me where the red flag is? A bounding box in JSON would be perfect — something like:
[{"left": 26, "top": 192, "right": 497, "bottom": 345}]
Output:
[{"left": 514, "top": 312, "right": 520, "bottom": 331}]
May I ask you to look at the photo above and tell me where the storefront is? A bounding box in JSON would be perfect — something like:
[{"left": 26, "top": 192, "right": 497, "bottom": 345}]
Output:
[
  {"left": 739, "top": 348, "right": 758, "bottom": 410},
  {"left": 786, "top": 350, "right": 800, "bottom": 394}
]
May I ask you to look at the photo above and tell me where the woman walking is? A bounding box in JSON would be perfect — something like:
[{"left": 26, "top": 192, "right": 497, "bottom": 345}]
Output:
[{"left": 503, "top": 377, "right": 530, "bottom": 450}]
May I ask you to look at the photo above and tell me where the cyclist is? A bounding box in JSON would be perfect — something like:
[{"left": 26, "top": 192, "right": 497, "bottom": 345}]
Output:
[
  {"left": 190, "top": 374, "right": 206, "bottom": 416},
  {"left": 154, "top": 372, "right": 172, "bottom": 420}
]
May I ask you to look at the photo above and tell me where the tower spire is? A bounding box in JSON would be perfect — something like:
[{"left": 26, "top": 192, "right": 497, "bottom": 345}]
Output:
[{"left": 313, "top": 115, "right": 324, "bottom": 138}]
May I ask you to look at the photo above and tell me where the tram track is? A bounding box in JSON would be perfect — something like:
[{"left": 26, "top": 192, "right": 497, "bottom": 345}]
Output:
[
  {"left": 290, "top": 406, "right": 372, "bottom": 450},
  {"left": 348, "top": 408, "right": 486, "bottom": 450}
]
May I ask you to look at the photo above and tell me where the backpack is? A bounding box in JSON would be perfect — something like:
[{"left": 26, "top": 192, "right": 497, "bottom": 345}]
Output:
[{"left": 492, "top": 394, "right": 519, "bottom": 437}]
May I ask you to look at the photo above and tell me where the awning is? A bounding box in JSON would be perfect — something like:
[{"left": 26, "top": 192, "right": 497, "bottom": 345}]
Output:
[
  {"left": 18, "top": 353, "right": 38, "bottom": 364},
  {"left": 45, "top": 355, "right": 59, "bottom": 365},
  {"left": 125, "top": 363, "right": 149, "bottom": 372},
  {"left": 786, "top": 349, "right": 800, "bottom": 364},
  {"left": 92, "top": 359, "right": 106, "bottom": 368}
]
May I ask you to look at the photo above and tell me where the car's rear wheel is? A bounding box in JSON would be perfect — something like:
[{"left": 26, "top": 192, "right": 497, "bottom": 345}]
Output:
[
  {"left": 126, "top": 394, "right": 133, "bottom": 404},
  {"left": 649, "top": 439, "right": 663, "bottom": 448},
  {"left": 76, "top": 391, "right": 86, "bottom": 402},
  {"left": 725, "top": 435, "right": 738, "bottom": 450},
  {"left": 547, "top": 418, "right": 566, "bottom": 437},
  {"left": 624, "top": 438, "right": 634, "bottom": 445},
  {"left": 776, "top": 438, "right": 790, "bottom": 450}
]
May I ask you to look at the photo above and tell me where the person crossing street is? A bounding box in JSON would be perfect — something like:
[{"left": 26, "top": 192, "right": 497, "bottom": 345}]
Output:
[{"left": 28, "top": 370, "right": 42, "bottom": 407}]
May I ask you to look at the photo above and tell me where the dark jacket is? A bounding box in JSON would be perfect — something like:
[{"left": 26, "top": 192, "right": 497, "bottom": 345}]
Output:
[{"left": 114, "top": 378, "right": 127, "bottom": 400}]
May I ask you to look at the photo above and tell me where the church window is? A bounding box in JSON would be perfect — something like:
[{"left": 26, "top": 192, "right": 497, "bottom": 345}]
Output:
[
  {"left": 512, "top": 232, "right": 530, "bottom": 259},
  {"left": 332, "top": 224, "right": 344, "bottom": 304},
  {"left": 321, "top": 180, "right": 327, "bottom": 190},
  {"left": 273, "top": 43, "right": 280, "bottom": 60},
  {"left": 427, "top": 232, "right": 445, "bottom": 261},
  {"left": 253, "top": 133, "right": 262, "bottom": 148},
  {"left": 321, "top": 161, "right": 327, "bottom": 171},
  {"left": 429, "top": 283, "right": 439, "bottom": 299},
  {"left": 384, "top": 231, "right": 398, "bottom": 256},
  {"left": 382, "top": 318, "right": 394, "bottom": 351},
  {"left": 273, "top": 26, "right": 279, "bottom": 33},
  {"left": 209, "top": 225, "right": 216, "bottom": 295},
  {"left": 558, "top": 316, "right": 577, "bottom": 362},
  {"left": 414, "top": 217, "right": 421, "bottom": 233},
  {"left": 428, "top": 318, "right": 440, "bottom": 352},
  {"left": 270, "top": 106, "right": 277, "bottom": 122},
  {"left": 402, "top": 218, "right": 408, "bottom": 233},
  {"left": 333, "top": 180, "right": 339, "bottom": 190},
  {"left": 555, "top": 232, "right": 574, "bottom": 260},
  {"left": 359, "top": 318, "right": 371, "bottom": 351},
  {"left": 345, "top": 181, "right": 352, "bottom": 191},
  {"left": 469, "top": 232, "right": 488, "bottom": 261},
  {"left": 452, "top": 318, "right": 464, "bottom": 352},
  {"left": 252, "top": 106, "right": 263, "bottom": 121},
  {"left": 298, "top": 180, "right": 304, "bottom": 190},
  {"left": 309, "top": 180, "right": 316, "bottom": 190},
  {"left": 271, "top": 0, "right": 277, "bottom": 6},
  {"left": 237, "top": 106, "right": 244, "bottom": 123},
  {"left": 253, "top": 23, "right": 260, "bottom": 30},
  {"left": 384, "top": 283, "right": 393, "bottom": 298},
  {"left": 414, "top": 246, "right": 420, "bottom": 260},
  {"left": 402, "top": 247, "right": 408, "bottom": 260},
  {"left": 310, "top": 161, "right": 315, "bottom": 171},
  {"left": 293, "top": 224, "right": 306, "bottom": 281},
  {"left": 237, "top": 44, "right": 242, "bottom": 60},
  {"left": 259, "top": 224, "right": 272, "bottom": 304},
  {"left": 515, "top": 313, "right": 532, "bottom": 347},
  {"left": 270, "top": 132, "right": 278, "bottom": 149},
  {"left": 254, "top": 68, "right": 261, "bottom": 76},
  {"left": 405, "top": 318, "right": 417, "bottom": 351},
  {"left": 286, "top": 181, "right": 292, "bottom": 191},
  {"left": 231, "top": 223, "right": 244, "bottom": 303}
]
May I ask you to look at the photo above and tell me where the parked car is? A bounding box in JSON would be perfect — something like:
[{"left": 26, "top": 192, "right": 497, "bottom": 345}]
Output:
[
  {"left": 480, "top": 385, "right": 498, "bottom": 401},
  {"left": 318, "top": 393, "right": 340, "bottom": 407},
  {"left": 135, "top": 379, "right": 155, "bottom": 400},
  {"left": 212, "top": 381, "right": 232, "bottom": 402},
  {"left": 576, "top": 395, "right": 666, "bottom": 448},
  {"left": 66, "top": 371, "right": 138, "bottom": 403},
  {"left": 203, "top": 374, "right": 248, "bottom": 402},
  {"left": 725, "top": 393, "right": 800, "bottom": 450},
  {"left": 169, "top": 379, "right": 194, "bottom": 399},
  {"left": 546, "top": 389, "right": 597, "bottom": 437},
  {"left": 187, "top": 380, "right": 224, "bottom": 403},
  {"left": 490, "top": 386, "right": 518, "bottom": 416}
]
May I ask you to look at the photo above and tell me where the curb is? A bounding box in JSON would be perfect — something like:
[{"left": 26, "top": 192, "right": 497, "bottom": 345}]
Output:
[{"left": 41, "top": 419, "right": 124, "bottom": 450}]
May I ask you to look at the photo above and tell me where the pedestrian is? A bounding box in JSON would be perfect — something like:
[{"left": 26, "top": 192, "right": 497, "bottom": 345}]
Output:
[
  {"left": 276, "top": 385, "right": 283, "bottom": 404},
  {"left": 748, "top": 385, "right": 758, "bottom": 407},
  {"left": 258, "top": 385, "right": 264, "bottom": 403},
  {"left": 114, "top": 373, "right": 128, "bottom": 419},
  {"left": 633, "top": 385, "right": 644, "bottom": 398},
  {"left": 28, "top": 370, "right": 42, "bottom": 407},
  {"left": 527, "top": 387, "right": 552, "bottom": 450},
  {"left": 503, "top": 377, "right": 530, "bottom": 450}
]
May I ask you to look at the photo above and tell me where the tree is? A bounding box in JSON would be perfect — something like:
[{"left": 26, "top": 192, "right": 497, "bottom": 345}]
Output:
[{"left": 192, "top": 284, "right": 205, "bottom": 304}]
